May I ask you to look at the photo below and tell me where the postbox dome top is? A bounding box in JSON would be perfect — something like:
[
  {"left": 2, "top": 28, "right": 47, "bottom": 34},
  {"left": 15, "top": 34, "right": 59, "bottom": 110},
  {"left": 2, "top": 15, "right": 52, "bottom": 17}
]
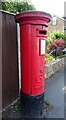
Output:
[{"left": 15, "top": 10, "right": 51, "bottom": 24}]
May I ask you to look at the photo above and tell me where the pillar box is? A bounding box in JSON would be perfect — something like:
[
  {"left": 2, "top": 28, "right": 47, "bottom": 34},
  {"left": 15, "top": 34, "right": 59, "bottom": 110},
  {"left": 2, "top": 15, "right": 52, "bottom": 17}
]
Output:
[{"left": 15, "top": 11, "right": 51, "bottom": 118}]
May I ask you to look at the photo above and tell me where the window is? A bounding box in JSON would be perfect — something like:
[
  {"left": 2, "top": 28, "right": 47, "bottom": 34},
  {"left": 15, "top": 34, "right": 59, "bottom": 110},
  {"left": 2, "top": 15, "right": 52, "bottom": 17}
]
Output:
[
  {"left": 52, "top": 16, "right": 57, "bottom": 25},
  {"left": 64, "top": 26, "right": 66, "bottom": 31}
]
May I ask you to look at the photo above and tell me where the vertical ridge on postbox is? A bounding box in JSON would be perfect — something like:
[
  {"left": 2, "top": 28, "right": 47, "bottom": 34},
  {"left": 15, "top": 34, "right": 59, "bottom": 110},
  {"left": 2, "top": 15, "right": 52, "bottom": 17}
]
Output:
[
  {"left": 31, "top": 25, "right": 46, "bottom": 95},
  {"left": 20, "top": 24, "right": 32, "bottom": 94}
]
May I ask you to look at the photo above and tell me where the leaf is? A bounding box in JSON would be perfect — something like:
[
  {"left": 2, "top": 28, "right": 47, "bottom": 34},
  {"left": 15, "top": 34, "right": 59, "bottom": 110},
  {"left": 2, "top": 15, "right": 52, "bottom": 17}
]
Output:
[
  {"left": 13, "top": 105, "right": 20, "bottom": 111},
  {"left": 1, "top": 1, "right": 36, "bottom": 13}
]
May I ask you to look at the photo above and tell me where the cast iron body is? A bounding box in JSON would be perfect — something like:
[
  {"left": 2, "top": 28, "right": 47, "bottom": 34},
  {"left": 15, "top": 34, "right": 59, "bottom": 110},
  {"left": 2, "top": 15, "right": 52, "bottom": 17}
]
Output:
[{"left": 15, "top": 10, "right": 51, "bottom": 118}]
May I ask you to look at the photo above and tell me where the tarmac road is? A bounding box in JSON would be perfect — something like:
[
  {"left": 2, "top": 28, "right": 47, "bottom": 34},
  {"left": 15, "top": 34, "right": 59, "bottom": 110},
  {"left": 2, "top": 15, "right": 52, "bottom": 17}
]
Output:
[{"left": 45, "top": 65, "right": 65, "bottom": 118}]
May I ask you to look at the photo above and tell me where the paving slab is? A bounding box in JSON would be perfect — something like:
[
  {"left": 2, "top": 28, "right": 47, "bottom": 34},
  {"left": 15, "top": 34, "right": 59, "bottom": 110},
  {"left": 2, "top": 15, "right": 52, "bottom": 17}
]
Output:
[{"left": 45, "top": 66, "right": 64, "bottom": 118}]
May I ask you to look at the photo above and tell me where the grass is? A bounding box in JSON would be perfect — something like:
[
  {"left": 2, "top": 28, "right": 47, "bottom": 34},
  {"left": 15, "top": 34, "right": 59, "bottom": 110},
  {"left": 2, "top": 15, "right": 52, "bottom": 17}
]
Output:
[
  {"left": 13, "top": 105, "right": 20, "bottom": 111},
  {"left": 45, "top": 53, "right": 54, "bottom": 61},
  {"left": 44, "top": 97, "right": 51, "bottom": 106}
]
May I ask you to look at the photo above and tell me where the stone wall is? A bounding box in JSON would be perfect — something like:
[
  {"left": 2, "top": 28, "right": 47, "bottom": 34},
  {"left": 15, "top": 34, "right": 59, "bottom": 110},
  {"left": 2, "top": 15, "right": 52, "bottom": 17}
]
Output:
[{"left": 45, "top": 58, "right": 65, "bottom": 79}]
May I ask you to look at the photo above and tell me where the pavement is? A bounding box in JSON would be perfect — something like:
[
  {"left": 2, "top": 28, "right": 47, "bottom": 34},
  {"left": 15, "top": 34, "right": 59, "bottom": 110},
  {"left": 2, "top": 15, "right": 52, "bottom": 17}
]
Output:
[
  {"left": 64, "top": 64, "right": 66, "bottom": 120},
  {"left": 45, "top": 65, "right": 65, "bottom": 119},
  {"left": 2, "top": 64, "right": 66, "bottom": 119}
]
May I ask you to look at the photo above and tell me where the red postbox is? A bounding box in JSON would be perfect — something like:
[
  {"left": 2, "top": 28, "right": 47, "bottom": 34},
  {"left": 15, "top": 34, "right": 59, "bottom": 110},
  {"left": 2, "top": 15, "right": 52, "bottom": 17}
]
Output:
[{"left": 15, "top": 11, "right": 51, "bottom": 118}]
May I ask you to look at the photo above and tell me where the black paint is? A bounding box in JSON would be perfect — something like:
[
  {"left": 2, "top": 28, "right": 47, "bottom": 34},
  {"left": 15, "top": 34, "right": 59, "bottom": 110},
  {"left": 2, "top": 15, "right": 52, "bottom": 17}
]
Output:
[{"left": 20, "top": 91, "right": 44, "bottom": 118}]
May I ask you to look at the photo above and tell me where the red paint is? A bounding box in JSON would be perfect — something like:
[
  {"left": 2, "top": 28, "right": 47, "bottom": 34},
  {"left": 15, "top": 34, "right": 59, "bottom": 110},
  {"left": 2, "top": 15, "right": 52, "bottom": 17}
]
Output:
[{"left": 15, "top": 11, "right": 51, "bottom": 95}]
